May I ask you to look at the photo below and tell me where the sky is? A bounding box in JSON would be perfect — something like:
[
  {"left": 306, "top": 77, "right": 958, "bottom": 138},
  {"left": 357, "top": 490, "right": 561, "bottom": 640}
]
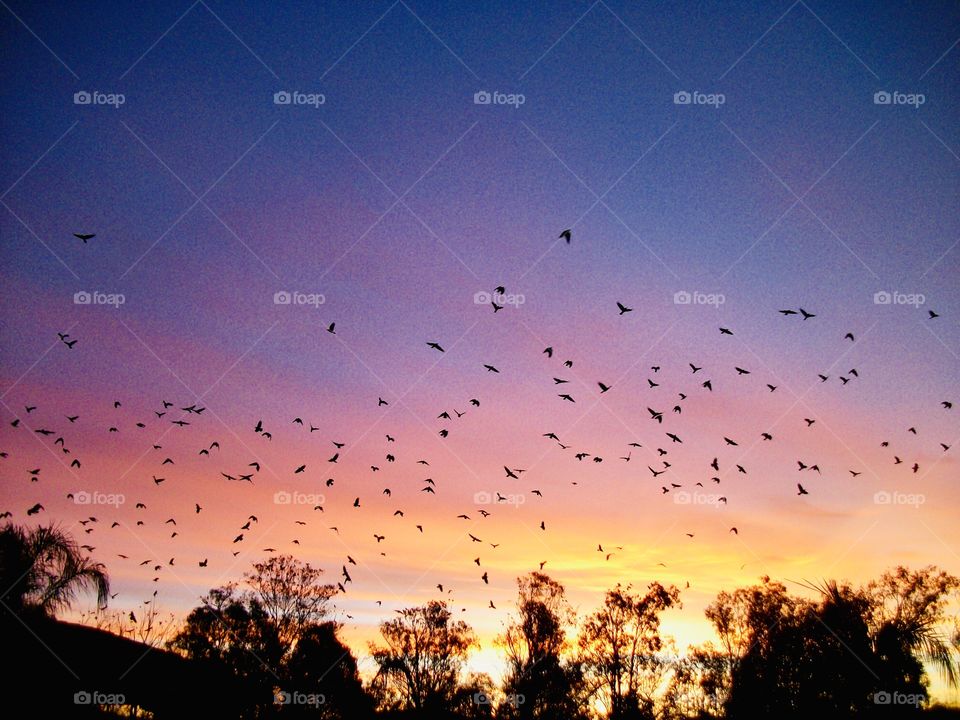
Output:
[{"left": 1, "top": 0, "right": 959, "bottom": 705}]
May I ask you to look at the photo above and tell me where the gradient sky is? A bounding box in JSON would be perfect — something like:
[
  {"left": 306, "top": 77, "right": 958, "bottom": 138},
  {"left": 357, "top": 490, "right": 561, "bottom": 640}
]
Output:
[{"left": 2, "top": 0, "right": 959, "bottom": 704}]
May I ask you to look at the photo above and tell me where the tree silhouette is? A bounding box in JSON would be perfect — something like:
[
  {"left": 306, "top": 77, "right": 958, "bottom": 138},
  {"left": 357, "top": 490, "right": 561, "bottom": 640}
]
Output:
[
  {"left": 703, "top": 569, "right": 960, "bottom": 718},
  {"left": 369, "top": 599, "right": 477, "bottom": 715},
  {"left": 0, "top": 523, "right": 108, "bottom": 618},
  {"left": 866, "top": 566, "right": 960, "bottom": 703},
  {"left": 663, "top": 643, "right": 729, "bottom": 718},
  {"left": 579, "top": 582, "right": 681, "bottom": 719},
  {"left": 9, "top": 536, "right": 956, "bottom": 719},
  {"left": 168, "top": 583, "right": 284, "bottom": 715},
  {"left": 800, "top": 580, "right": 879, "bottom": 716},
  {"left": 707, "top": 575, "right": 816, "bottom": 716},
  {"left": 244, "top": 553, "right": 337, "bottom": 649},
  {"left": 169, "top": 556, "right": 353, "bottom": 717},
  {"left": 284, "top": 621, "right": 374, "bottom": 718},
  {"left": 497, "top": 572, "right": 589, "bottom": 720}
]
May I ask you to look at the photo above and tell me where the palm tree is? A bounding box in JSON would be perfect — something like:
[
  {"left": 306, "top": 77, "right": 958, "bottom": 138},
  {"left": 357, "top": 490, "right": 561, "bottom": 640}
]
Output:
[
  {"left": 866, "top": 567, "right": 960, "bottom": 692},
  {"left": 0, "top": 523, "right": 109, "bottom": 618}
]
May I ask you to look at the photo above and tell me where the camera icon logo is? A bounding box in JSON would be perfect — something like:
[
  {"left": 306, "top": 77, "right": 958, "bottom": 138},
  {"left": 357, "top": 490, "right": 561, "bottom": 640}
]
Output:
[
  {"left": 874, "top": 691, "right": 892, "bottom": 705},
  {"left": 473, "top": 491, "right": 492, "bottom": 505},
  {"left": 673, "top": 290, "right": 692, "bottom": 304},
  {"left": 874, "top": 91, "right": 891, "bottom": 105},
  {"left": 74, "top": 691, "right": 92, "bottom": 704},
  {"left": 873, "top": 291, "right": 891, "bottom": 305},
  {"left": 74, "top": 91, "right": 91, "bottom": 105},
  {"left": 273, "top": 290, "right": 291, "bottom": 305},
  {"left": 274, "top": 91, "right": 291, "bottom": 105},
  {"left": 873, "top": 491, "right": 892, "bottom": 505},
  {"left": 674, "top": 491, "right": 691, "bottom": 505},
  {"left": 473, "top": 692, "right": 491, "bottom": 705},
  {"left": 674, "top": 91, "right": 692, "bottom": 105},
  {"left": 74, "top": 491, "right": 91, "bottom": 505},
  {"left": 275, "top": 691, "right": 291, "bottom": 705},
  {"left": 474, "top": 90, "right": 491, "bottom": 105},
  {"left": 273, "top": 491, "right": 292, "bottom": 505},
  {"left": 74, "top": 291, "right": 92, "bottom": 305},
  {"left": 474, "top": 291, "right": 491, "bottom": 304}
]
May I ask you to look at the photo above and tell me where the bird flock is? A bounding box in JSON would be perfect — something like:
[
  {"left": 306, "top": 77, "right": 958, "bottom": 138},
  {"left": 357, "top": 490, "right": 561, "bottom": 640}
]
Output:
[{"left": 0, "top": 229, "right": 954, "bottom": 621}]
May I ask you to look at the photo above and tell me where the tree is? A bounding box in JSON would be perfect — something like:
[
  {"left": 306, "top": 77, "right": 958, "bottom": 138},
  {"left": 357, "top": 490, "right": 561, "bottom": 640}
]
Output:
[
  {"left": 579, "top": 582, "right": 681, "bottom": 719},
  {"left": 662, "top": 643, "right": 729, "bottom": 719},
  {"left": 167, "top": 583, "right": 284, "bottom": 713},
  {"left": 244, "top": 553, "right": 337, "bottom": 648},
  {"left": 168, "top": 555, "right": 348, "bottom": 717},
  {"left": 704, "top": 575, "right": 807, "bottom": 717},
  {"left": 702, "top": 568, "right": 960, "bottom": 718},
  {"left": 284, "top": 621, "right": 374, "bottom": 718},
  {"left": 450, "top": 672, "right": 497, "bottom": 719},
  {"left": 497, "top": 572, "right": 589, "bottom": 720},
  {"left": 0, "top": 523, "right": 108, "bottom": 618},
  {"left": 369, "top": 599, "right": 477, "bottom": 714},
  {"left": 794, "top": 580, "right": 879, "bottom": 717},
  {"left": 501, "top": 573, "right": 571, "bottom": 670},
  {"left": 866, "top": 566, "right": 960, "bottom": 700}
]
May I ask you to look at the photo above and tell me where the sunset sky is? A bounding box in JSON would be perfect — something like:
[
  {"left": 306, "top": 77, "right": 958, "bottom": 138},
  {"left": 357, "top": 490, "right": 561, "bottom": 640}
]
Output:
[{"left": 2, "top": 0, "right": 959, "bottom": 704}]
